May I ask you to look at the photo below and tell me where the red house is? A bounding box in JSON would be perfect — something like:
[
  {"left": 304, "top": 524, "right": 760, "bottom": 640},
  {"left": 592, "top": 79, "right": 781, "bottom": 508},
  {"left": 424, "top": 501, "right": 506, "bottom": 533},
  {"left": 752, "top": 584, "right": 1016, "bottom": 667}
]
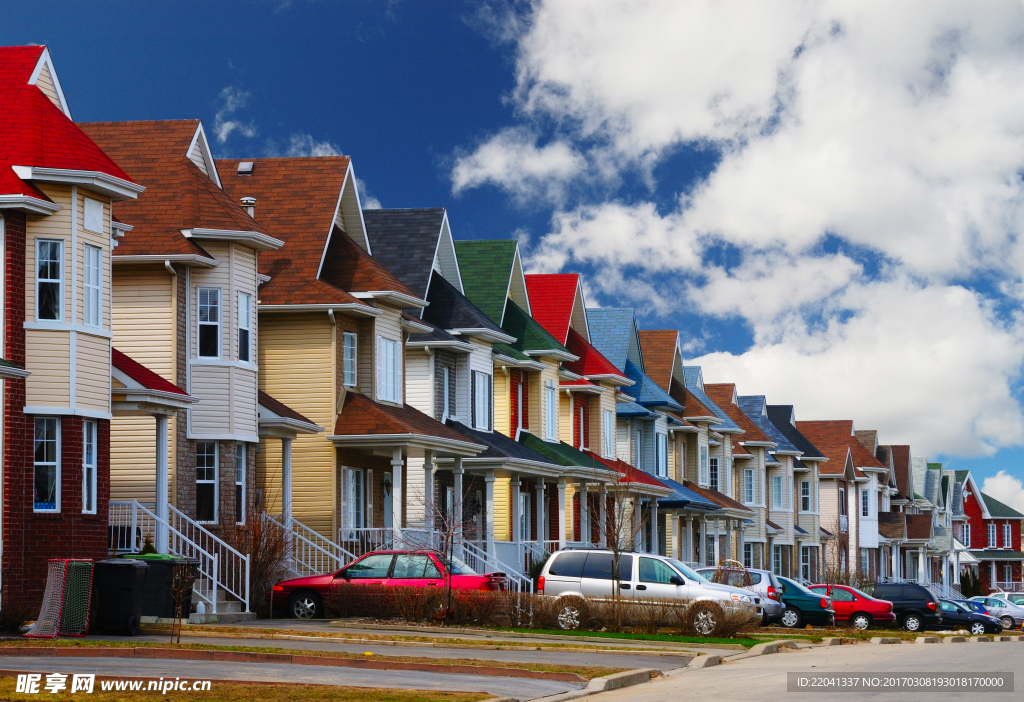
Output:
[{"left": 955, "top": 470, "right": 1024, "bottom": 593}]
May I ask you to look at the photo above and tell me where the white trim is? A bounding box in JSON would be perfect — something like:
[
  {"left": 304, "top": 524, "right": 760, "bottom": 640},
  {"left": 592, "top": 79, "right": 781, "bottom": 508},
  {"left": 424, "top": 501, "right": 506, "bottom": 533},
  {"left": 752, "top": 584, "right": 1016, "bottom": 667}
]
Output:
[
  {"left": 187, "top": 123, "right": 222, "bottom": 188},
  {"left": 237, "top": 291, "right": 252, "bottom": 364},
  {"left": 196, "top": 440, "right": 219, "bottom": 524},
  {"left": 35, "top": 238, "right": 63, "bottom": 322},
  {"left": 32, "top": 416, "right": 61, "bottom": 513},
  {"left": 187, "top": 358, "right": 257, "bottom": 371},
  {"left": 82, "top": 419, "right": 97, "bottom": 514},
  {"left": 28, "top": 47, "right": 71, "bottom": 118},
  {"left": 197, "top": 286, "right": 221, "bottom": 359},
  {"left": 350, "top": 290, "right": 428, "bottom": 309},
  {"left": 182, "top": 228, "right": 283, "bottom": 252},
  {"left": 437, "top": 211, "right": 464, "bottom": 294},
  {"left": 257, "top": 303, "right": 380, "bottom": 317},
  {"left": 113, "top": 254, "right": 218, "bottom": 268},
  {"left": 83, "top": 243, "right": 102, "bottom": 328},
  {"left": 24, "top": 406, "right": 112, "bottom": 420},
  {"left": 12, "top": 166, "right": 143, "bottom": 201},
  {"left": 23, "top": 321, "right": 111, "bottom": 339},
  {"left": 448, "top": 327, "right": 516, "bottom": 345},
  {"left": 316, "top": 161, "right": 371, "bottom": 280},
  {"left": 188, "top": 432, "right": 260, "bottom": 443},
  {"left": 0, "top": 195, "right": 62, "bottom": 215},
  {"left": 400, "top": 316, "right": 433, "bottom": 333}
]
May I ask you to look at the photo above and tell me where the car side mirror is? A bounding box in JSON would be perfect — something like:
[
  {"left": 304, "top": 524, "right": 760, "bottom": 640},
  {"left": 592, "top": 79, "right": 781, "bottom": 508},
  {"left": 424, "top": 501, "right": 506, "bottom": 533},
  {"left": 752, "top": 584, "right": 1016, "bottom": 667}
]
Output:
[
  {"left": 335, "top": 569, "right": 351, "bottom": 580},
  {"left": 669, "top": 576, "right": 685, "bottom": 586}
]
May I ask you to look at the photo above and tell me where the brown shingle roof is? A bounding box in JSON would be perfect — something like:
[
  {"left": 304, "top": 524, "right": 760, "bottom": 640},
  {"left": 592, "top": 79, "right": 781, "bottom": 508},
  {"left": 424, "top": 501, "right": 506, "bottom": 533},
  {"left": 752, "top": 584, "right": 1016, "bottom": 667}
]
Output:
[
  {"left": 258, "top": 390, "right": 315, "bottom": 426},
  {"left": 78, "top": 121, "right": 269, "bottom": 259},
  {"left": 333, "top": 392, "right": 476, "bottom": 445},
  {"left": 878, "top": 511, "right": 906, "bottom": 540},
  {"left": 704, "top": 384, "right": 773, "bottom": 445},
  {"left": 887, "top": 445, "right": 912, "bottom": 499},
  {"left": 681, "top": 480, "right": 752, "bottom": 513},
  {"left": 637, "top": 330, "right": 677, "bottom": 391},
  {"left": 795, "top": 420, "right": 884, "bottom": 477},
  {"left": 318, "top": 226, "right": 416, "bottom": 298},
  {"left": 217, "top": 156, "right": 365, "bottom": 307},
  {"left": 905, "top": 513, "right": 933, "bottom": 541}
]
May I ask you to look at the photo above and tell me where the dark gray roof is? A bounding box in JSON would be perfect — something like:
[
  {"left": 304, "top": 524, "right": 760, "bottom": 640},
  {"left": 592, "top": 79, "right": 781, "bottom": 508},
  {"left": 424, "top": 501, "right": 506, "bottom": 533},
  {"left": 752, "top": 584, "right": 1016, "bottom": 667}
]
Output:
[
  {"left": 407, "top": 316, "right": 461, "bottom": 345},
  {"left": 362, "top": 208, "right": 446, "bottom": 299},
  {"left": 446, "top": 420, "right": 561, "bottom": 466},
  {"left": 422, "top": 275, "right": 506, "bottom": 336},
  {"left": 738, "top": 396, "right": 801, "bottom": 454},
  {"left": 766, "top": 405, "right": 825, "bottom": 460}
]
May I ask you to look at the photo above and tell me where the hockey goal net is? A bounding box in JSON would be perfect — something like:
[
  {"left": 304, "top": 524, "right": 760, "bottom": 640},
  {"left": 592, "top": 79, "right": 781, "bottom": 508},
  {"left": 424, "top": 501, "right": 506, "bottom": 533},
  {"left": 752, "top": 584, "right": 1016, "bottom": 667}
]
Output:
[{"left": 24, "top": 559, "right": 94, "bottom": 638}]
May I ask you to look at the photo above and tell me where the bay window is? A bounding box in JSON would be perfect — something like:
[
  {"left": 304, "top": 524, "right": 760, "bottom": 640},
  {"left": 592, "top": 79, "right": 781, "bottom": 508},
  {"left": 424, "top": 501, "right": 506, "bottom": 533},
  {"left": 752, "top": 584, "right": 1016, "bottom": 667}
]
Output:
[
  {"left": 83, "top": 245, "right": 101, "bottom": 328},
  {"left": 376, "top": 337, "right": 400, "bottom": 403},
  {"left": 197, "top": 288, "right": 220, "bottom": 358},
  {"left": 37, "top": 240, "right": 62, "bottom": 321},
  {"left": 772, "top": 475, "right": 783, "bottom": 509},
  {"left": 743, "top": 468, "right": 754, "bottom": 504},
  {"left": 602, "top": 410, "right": 614, "bottom": 458},
  {"left": 472, "top": 370, "right": 492, "bottom": 430},
  {"left": 343, "top": 332, "right": 357, "bottom": 386}
]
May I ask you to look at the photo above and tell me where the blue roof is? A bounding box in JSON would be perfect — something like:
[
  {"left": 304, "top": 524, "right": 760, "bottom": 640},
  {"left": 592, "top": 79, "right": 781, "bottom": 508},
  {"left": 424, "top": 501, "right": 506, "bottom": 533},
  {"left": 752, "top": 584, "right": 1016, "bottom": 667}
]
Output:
[
  {"left": 656, "top": 476, "right": 721, "bottom": 511},
  {"left": 737, "top": 395, "right": 801, "bottom": 453},
  {"left": 624, "top": 360, "right": 682, "bottom": 410},
  {"left": 617, "top": 400, "right": 657, "bottom": 418},
  {"left": 586, "top": 308, "right": 642, "bottom": 372},
  {"left": 680, "top": 365, "right": 741, "bottom": 432},
  {"left": 794, "top": 525, "right": 809, "bottom": 535}
]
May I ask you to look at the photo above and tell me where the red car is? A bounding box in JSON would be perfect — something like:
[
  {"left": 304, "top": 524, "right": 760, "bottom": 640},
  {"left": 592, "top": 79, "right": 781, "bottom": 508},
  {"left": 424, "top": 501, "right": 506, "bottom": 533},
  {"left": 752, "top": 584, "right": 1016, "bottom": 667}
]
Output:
[
  {"left": 809, "top": 584, "right": 896, "bottom": 630},
  {"left": 271, "top": 550, "right": 507, "bottom": 619}
]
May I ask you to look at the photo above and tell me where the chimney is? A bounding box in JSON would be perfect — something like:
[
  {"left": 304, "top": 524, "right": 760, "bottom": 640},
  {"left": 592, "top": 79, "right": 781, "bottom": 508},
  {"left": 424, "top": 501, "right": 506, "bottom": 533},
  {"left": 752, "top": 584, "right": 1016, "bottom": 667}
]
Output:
[{"left": 240, "top": 197, "right": 256, "bottom": 218}]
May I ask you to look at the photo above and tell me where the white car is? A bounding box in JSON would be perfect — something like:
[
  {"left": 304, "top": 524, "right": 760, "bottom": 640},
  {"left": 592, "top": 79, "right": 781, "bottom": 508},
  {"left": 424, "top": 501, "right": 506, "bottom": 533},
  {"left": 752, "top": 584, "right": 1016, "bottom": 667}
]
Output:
[
  {"left": 969, "top": 595, "right": 1024, "bottom": 630},
  {"left": 538, "top": 549, "right": 763, "bottom": 634}
]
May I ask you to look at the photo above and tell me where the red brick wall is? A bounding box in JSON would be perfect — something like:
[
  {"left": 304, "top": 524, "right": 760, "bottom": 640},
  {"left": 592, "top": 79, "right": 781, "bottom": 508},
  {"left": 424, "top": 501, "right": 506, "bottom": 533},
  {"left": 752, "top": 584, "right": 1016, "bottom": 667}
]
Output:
[
  {"left": 510, "top": 370, "right": 529, "bottom": 434},
  {"left": 571, "top": 396, "right": 589, "bottom": 450}
]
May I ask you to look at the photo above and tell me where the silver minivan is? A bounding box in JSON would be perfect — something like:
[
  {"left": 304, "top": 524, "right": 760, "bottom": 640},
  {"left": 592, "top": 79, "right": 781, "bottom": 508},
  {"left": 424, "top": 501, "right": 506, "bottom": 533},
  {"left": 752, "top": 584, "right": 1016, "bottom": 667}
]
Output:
[
  {"left": 696, "top": 566, "right": 784, "bottom": 624},
  {"left": 539, "top": 549, "right": 763, "bottom": 633}
]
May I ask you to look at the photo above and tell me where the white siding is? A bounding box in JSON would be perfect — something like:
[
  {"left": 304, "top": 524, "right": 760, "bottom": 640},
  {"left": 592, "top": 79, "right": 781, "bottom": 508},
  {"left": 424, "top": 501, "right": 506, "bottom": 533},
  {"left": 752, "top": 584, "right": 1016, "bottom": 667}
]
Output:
[{"left": 405, "top": 348, "right": 433, "bottom": 416}]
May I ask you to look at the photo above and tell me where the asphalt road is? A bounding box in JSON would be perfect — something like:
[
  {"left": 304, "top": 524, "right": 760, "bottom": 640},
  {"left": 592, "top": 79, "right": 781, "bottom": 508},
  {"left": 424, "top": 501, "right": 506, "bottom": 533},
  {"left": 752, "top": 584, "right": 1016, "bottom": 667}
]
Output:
[
  {"left": 96, "top": 633, "right": 692, "bottom": 672},
  {"left": 0, "top": 655, "right": 582, "bottom": 700},
  {"left": 593, "top": 641, "right": 1024, "bottom": 702}
]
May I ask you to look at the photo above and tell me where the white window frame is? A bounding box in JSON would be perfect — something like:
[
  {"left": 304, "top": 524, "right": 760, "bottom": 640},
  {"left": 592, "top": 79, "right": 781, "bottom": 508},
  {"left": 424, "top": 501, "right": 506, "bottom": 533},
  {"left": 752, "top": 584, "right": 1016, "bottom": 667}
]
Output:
[
  {"left": 861, "top": 489, "right": 870, "bottom": 518},
  {"left": 196, "top": 441, "right": 218, "bottom": 524},
  {"left": 772, "top": 475, "right": 783, "bottom": 509},
  {"left": 441, "top": 366, "right": 451, "bottom": 421},
  {"left": 577, "top": 403, "right": 586, "bottom": 449},
  {"left": 743, "top": 542, "right": 753, "bottom": 568},
  {"left": 83, "top": 244, "right": 102, "bottom": 328},
  {"left": 1005, "top": 564, "right": 1013, "bottom": 584},
  {"left": 544, "top": 381, "right": 557, "bottom": 440},
  {"left": 772, "top": 544, "right": 782, "bottom": 575},
  {"left": 744, "top": 468, "right": 754, "bottom": 504},
  {"left": 34, "top": 416, "right": 60, "bottom": 513},
  {"left": 376, "top": 336, "right": 400, "bottom": 403},
  {"left": 237, "top": 292, "right": 252, "bottom": 363},
  {"left": 235, "top": 443, "right": 246, "bottom": 525},
  {"left": 83, "top": 197, "right": 104, "bottom": 233},
  {"left": 343, "top": 332, "right": 358, "bottom": 387},
  {"left": 82, "top": 419, "right": 96, "bottom": 514},
  {"left": 698, "top": 444, "right": 709, "bottom": 486},
  {"left": 473, "top": 370, "right": 492, "bottom": 431},
  {"left": 602, "top": 410, "right": 614, "bottom": 458},
  {"left": 988, "top": 523, "right": 997, "bottom": 548},
  {"left": 839, "top": 487, "right": 846, "bottom": 516},
  {"left": 516, "top": 374, "right": 524, "bottom": 431},
  {"left": 343, "top": 467, "right": 365, "bottom": 530},
  {"left": 656, "top": 433, "right": 668, "bottom": 478},
  {"left": 197, "top": 287, "right": 221, "bottom": 359},
  {"left": 36, "top": 239, "right": 63, "bottom": 322},
  {"left": 801, "top": 480, "right": 811, "bottom": 512},
  {"left": 1004, "top": 523, "right": 1012, "bottom": 549},
  {"left": 709, "top": 456, "right": 719, "bottom": 491},
  {"left": 519, "top": 492, "right": 531, "bottom": 542},
  {"left": 962, "top": 522, "right": 971, "bottom": 548}
]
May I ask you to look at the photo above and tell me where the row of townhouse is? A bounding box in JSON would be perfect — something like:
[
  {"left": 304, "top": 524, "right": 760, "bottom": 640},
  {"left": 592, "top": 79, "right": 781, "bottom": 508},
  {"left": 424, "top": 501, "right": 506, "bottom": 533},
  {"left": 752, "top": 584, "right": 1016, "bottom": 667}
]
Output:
[{"left": 2, "top": 45, "right": 1020, "bottom": 615}]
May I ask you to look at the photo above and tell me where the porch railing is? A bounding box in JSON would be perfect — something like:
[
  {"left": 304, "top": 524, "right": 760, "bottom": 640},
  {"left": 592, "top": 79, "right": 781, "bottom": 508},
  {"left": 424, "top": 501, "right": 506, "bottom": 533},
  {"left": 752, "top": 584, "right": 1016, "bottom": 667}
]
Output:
[
  {"left": 108, "top": 500, "right": 220, "bottom": 613},
  {"left": 877, "top": 575, "right": 964, "bottom": 601},
  {"left": 167, "top": 504, "right": 249, "bottom": 613},
  {"left": 265, "top": 515, "right": 355, "bottom": 577},
  {"left": 994, "top": 581, "right": 1024, "bottom": 593}
]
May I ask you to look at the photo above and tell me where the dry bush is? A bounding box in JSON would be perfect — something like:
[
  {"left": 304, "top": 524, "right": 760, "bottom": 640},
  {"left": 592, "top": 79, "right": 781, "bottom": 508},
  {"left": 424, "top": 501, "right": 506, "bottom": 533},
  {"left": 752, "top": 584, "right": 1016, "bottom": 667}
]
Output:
[
  {"left": 447, "top": 590, "right": 500, "bottom": 626},
  {"left": 531, "top": 594, "right": 562, "bottom": 630},
  {"left": 492, "top": 590, "right": 533, "bottom": 628},
  {"left": 716, "top": 602, "right": 758, "bottom": 638},
  {"left": 0, "top": 597, "right": 31, "bottom": 635},
  {"left": 227, "top": 509, "right": 287, "bottom": 619},
  {"left": 325, "top": 583, "right": 400, "bottom": 620}
]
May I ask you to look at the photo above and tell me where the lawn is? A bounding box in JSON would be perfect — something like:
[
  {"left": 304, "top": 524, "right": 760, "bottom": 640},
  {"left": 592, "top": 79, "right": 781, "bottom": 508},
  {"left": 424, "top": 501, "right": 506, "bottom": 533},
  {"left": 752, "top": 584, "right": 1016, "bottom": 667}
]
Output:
[
  {"left": 0, "top": 675, "right": 489, "bottom": 702},
  {"left": 494, "top": 627, "right": 760, "bottom": 647}
]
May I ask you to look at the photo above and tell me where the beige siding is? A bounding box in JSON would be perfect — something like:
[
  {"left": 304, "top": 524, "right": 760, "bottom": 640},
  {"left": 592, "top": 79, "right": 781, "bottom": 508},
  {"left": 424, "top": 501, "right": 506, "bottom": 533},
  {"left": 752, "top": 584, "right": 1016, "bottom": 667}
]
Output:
[
  {"left": 455, "top": 354, "right": 470, "bottom": 424},
  {"left": 494, "top": 478, "right": 510, "bottom": 541},
  {"left": 558, "top": 390, "right": 572, "bottom": 445},
  {"left": 404, "top": 349, "right": 432, "bottom": 416},
  {"left": 373, "top": 306, "right": 403, "bottom": 406},
  {"left": 26, "top": 185, "right": 72, "bottom": 324},
  {"left": 33, "top": 62, "right": 61, "bottom": 110},
  {"left": 112, "top": 270, "right": 176, "bottom": 379},
  {"left": 189, "top": 365, "right": 230, "bottom": 434},
  {"left": 111, "top": 415, "right": 175, "bottom": 503},
  {"left": 258, "top": 313, "right": 336, "bottom": 536},
  {"left": 26, "top": 331, "right": 70, "bottom": 406},
  {"left": 75, "top": 333, "right": 110, "bottom": 411}
]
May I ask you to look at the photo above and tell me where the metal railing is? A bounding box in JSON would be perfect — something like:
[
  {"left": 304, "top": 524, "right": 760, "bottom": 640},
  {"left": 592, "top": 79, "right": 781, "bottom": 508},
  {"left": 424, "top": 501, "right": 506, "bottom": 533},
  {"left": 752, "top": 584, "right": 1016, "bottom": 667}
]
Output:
[
  {"left": 994, "top": 581, "right": 1024, "bottom": 593},
  {"left": 266, "top": 515, "right": 355, "bottom": 577},
  {"left": 457, "top": 539, "right": 532, "bottom": 593},
  {"left": 108, "top": 500, "right": 219, "bottom": 613},
  {"left": 167, "top": 504, "right": 249, "bottom": 613},
  {"left": 877, "top": 575, "right": 964, "bottom": 601}
]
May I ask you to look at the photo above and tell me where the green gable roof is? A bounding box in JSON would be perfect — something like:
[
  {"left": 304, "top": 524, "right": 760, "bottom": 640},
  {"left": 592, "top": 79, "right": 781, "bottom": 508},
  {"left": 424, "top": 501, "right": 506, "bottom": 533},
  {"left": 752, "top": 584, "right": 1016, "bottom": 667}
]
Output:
[
  {"left": 519, "top": 431, "right": 606, "bottom": 470},
  {"left": 493, "top": 343, "right": 532, "bottom": 363},
  {"left": 502, "top": 299, "right": 569, "bottom": 357},
  {"left": 0, "top": 358, "right": 23, "bottom": 371},
  {"left": 981, "top": 492, "right": 1024, "bottom": 519},
  {"left": 955, "top": 470, "right": 970, "bottom": 483},
  {"left": 453, "top": 240, "right": 518, "bottom": 324}
]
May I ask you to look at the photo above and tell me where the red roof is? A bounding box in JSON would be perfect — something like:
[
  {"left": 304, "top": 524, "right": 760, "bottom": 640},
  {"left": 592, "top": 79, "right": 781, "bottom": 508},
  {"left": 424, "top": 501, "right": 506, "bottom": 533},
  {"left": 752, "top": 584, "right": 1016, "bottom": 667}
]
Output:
[
  {"left": 560, "top": 378, "right": 597, "bottom": 388},
  {"left": 524, "top": 273, "right": 580, "bottom": 345},
  {"left": 636, "top": 330, "right": 678, "bottom": 391},
  {"left": 563, "top": 327, "right": 626, "bottom": 381},
  {"left": 585, "top": 451, "right": 667, "bottom": 488},
  {"left": 796, "top": 420, "right": 885, "bottom": 477},
  {"left": 111, "top": 348, "right": 188, "bottom": 395},
  {"left": 0, "top": 46, "right": 136, "bottom": 202}
]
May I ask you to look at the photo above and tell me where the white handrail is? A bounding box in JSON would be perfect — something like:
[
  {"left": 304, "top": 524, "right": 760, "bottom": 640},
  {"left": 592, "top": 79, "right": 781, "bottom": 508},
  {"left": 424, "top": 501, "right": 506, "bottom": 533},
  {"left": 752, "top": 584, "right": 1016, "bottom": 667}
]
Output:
[
  {"left": 266, "top": 514, "right": 355, "bottom": 576},
  {"left": 108, "top": 500, "right": 219, "bottom": 613},
  {"left": 167, "top": 503, "right": 250, "bottom": 613}
]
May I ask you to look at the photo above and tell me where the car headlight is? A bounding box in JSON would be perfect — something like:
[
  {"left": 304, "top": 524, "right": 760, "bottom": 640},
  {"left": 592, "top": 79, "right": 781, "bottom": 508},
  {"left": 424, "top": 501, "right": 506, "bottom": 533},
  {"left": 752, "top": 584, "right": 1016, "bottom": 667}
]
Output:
[{"left": 731, "top": 593, "right": 751, "bottom": 603}]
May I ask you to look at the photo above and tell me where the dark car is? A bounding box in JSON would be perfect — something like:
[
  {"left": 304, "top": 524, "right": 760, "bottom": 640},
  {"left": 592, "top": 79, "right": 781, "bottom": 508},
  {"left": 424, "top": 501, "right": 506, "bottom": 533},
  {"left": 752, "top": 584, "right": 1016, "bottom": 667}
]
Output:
[
  {"left": 776, "top": 576, "right": 835, "bottom": 628},
  {"left": 935, "top": 599, "right": 1003, "bottom": 635},
  {"left": 863, "top": 583, "right": 941, "bottom": 632}
]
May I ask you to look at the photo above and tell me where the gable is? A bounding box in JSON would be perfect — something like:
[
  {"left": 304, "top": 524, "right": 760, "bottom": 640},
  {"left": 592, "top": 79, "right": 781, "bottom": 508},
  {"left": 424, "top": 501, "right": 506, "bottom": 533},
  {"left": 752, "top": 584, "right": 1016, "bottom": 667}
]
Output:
[
  {"left": 186, "top": 123, "right": 221, "bottom": 186},
  {"left": 508, "top": 246, "right": 531, "bottom": 316},
  {"left": 334, "top": 164, "right": 370, "bottom": 252},
  {"left": 525, "top": 274, "right": 586, "bottom": 345},
  {"left": 569, "top": 279, "right": 591, "bottom": 342},
  {"left": 433, "top": 212, "right": 464, "bottom": 293},
  {"left": 28, "top": 47, "right": 70, "bottom": 118}
]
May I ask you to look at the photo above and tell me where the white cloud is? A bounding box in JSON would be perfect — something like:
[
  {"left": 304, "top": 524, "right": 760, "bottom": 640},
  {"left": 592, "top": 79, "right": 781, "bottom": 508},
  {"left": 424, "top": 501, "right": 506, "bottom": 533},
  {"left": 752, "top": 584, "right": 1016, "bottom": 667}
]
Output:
[
  {"left": 456, "top": 0, "right": 1024, "bottom": 458},
  {"left": 356, "top": 177, "right": 382, "bottom": 210},
  {"left": 982, "top": 470, "right": 1024, "bottom": 514},
  {"left": 285, "top": 133, "right": 343, "bottom": 157},
  {"left": 214, "top": 87, "right": 258, "bottom": 143}
]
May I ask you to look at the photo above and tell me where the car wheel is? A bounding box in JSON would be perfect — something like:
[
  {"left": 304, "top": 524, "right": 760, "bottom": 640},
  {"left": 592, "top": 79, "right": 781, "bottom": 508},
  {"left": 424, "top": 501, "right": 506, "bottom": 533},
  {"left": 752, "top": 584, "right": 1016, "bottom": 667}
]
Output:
[
  {"left": 970, "top": 621, "right": 987, "bottom": 636},
  {"left": 1001, "top": 616, "right": 1015, "bottom": 630},
  {"left": 556, "top": 598, "right": 587, "bottom": 631},
  {"left": 902, "top": 614, "right": 923, "bottom": 632},
  {"left": 781, "top": 607, "right": 802, "bottom": 629},
  {"left": 851, "top": 613, "right": 872, "bottom": 631},
  {"left": 689, "top": 601, "right": 724, "bottom": 637},
  {"left": 288, "top": 591, "right": 323, "bottom": 620}
]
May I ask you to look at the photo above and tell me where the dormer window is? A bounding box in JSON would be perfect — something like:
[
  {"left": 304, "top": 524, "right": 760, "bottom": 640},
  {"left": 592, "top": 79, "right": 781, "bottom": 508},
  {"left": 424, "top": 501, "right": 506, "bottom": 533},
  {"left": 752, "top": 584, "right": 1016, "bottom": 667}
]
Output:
[
  {"left": 37, "top": 240, "right": 62, "bottom": 321},
  {"left": 343, "top": 332, "right": 358, "bottom": 387},
  {"left": 699, "top": 445, "right": 709, "bottom": 485}
]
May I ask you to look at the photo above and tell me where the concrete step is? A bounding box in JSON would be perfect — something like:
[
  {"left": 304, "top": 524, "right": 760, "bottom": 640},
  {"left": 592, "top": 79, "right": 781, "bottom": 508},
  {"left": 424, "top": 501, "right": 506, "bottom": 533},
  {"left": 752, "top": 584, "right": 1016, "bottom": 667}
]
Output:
[{"left": 186, "top": 611, "right": 257, "bottom": 625}]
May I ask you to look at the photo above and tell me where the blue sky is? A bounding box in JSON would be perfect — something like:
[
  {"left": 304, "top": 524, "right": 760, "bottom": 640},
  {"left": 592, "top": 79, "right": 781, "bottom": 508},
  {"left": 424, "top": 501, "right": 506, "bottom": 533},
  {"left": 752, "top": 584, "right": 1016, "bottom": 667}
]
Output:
[{"left": 6, "top": 1, "right": 1024, "bottom": 500}]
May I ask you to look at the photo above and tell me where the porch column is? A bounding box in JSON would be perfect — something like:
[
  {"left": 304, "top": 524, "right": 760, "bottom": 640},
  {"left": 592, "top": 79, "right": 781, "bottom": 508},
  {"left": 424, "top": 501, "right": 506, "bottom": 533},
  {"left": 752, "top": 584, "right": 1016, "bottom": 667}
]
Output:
[
  {"left": 281, "top": 436, "right": 293, "bottom": 560},
  {"left": 536, "top": 481, "right": 546, "bottom": 546},
  {"left": 557, "top": 479, "right": 568, "bottom": 549},
  {"left": 713, "top": 518, "right": 721, "bottom": 566},
  {"left": 725, "top": 518, "right": 733, "bottom": 561},
  {"left": 598, "top": 485, "right": 608, "bottom": 548},
  {"left": 990, "top": 561, "right": 997, "bottom": 591},
  {"left": 633, "top": 498, "right": 643, "bottom": 552},
  {"left": 391, "top": 447, "right": 404, "bottom": 538},
  {"left": 453, "top": 457, "right": 464, "bottom": 543},
  {"left": 423, "top": 451, "right": 434, "bottom": 532},
  {"left": 650, "top": 498, "right": 659, "bottom": 556},
  {"left": 918, "top": 547, "right": 926, "bottom": 584},
  {"left": 954, "top": 550, "right": 961, "bottom": 584},
  {"left": 942, "top": 551, "right": 949, "bottom": 590},
  {"left": 485, "top": 470, "right": 496, "bottom": 557},
  {"left": 579, "top": 481, "right": 590, "bottom": 545},
  {"left": 891, "top": 544, "right": 899, "bottom": 580},
  {"left": 510, "top": 474, "right": 521, "bottom": 543},
  {"left": 737, "top": 520, "right": 745, "bottom": 563},
  {"left": 154, "top": 414, "right": 169, "bottom": 554},
  {"left": 685, "top": 517, "right": 694, "bottom": 562},
  {"left": 699, "top": 518, "right": 707, "bottom": 566}
]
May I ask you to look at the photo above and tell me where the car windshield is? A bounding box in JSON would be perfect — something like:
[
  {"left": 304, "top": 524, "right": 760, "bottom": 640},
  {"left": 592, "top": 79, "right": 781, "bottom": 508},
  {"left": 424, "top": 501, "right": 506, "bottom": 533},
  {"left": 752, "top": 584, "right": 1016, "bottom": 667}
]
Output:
[
  {"left": 666, "top": 559, "right": 709, "bottom": 583},
  {"left": 778, "top": 577, "right": 817, "bottom": 597},
  {"left": 445, "top": 556, "right": 477, "bottom": 575},
  {"left": 846, "top": 586, "right": 873, "bottom": 600},
  {"left": 943, "top": 600, "right": 969, "bottom": 612}
]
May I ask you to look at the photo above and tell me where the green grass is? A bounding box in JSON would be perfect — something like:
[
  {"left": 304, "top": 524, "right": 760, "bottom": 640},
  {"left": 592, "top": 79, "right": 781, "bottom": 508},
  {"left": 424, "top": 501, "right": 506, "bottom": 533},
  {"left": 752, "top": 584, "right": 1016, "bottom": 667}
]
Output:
[{"left": 494, "top": 627, "right": 760, "bottom": 648}]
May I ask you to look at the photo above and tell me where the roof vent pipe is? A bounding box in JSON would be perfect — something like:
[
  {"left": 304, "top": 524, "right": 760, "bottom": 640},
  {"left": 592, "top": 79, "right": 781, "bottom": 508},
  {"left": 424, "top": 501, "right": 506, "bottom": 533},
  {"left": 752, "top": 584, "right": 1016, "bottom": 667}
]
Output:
[{"left": 240, "top": 197, "right": 256, "bottom": 218}]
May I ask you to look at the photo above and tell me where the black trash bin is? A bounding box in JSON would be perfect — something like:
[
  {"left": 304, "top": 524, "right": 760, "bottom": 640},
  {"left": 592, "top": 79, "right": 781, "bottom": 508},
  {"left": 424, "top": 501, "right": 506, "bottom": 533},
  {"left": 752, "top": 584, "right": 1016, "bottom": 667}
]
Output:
[
  {"left": 93, "top": 559, "right": 148, "bottom": 635},
  {"left": 124, "top": 554, "right": 198, "bottom": 619}
]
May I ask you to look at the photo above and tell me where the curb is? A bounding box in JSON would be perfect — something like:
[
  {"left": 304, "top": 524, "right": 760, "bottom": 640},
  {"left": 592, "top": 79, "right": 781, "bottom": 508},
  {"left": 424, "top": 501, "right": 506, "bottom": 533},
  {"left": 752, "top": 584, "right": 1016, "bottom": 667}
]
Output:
[
  {"left": 528, "top": 668, "right": 659, "bottom": 702},
  {"left": 0, "top": 646, "right": 586, "bottom": 683},
  {"left": 969, "top": 636, "right": 990, "bottom": 643},
  {"left": 915, "top": 637, "right": 940, "bottom": 644},
  {"left": 943, "top": 637, "right": 967, "bottom": 643},
  {"left": 819, "top": 638, "right": 842, "bottom": 646},
  {"left": 994, "top": 636, "right": 1013, "bottom": 642},
  {"left": 869, "top": 637, "right": 902, "bottom": 645},
  {"left": 685, "top": 655, "right": 721, "bottom": 669}
]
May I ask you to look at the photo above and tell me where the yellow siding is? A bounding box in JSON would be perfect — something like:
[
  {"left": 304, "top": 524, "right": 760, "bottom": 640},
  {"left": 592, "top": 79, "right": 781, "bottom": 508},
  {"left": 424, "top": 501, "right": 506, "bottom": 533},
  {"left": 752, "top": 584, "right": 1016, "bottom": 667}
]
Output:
[
  {"left": 33, "top": 62, "right": 61, "bottom": 110},
  {"left": 493, "top": 367, "right": 510, "bottom": 437},
  {"left": 112, "top": 269, "right": 176, "bottom": 379},
  {"left": 494, "top": 477, "right": 510, "bottom": 541},
  {"left": 558, "top": 390, "right": 572, "bottom": 444},
  {"left": 26, "top": 332, "right": 69, "bottom": 406},
  {"left": 75, "top": 333, "right": 110, "bottom": 411},
  {"left": 26, "top": 185, "right": 72, "bottom": 325},
  {"left": 259, "top": 313, "right": 336, "bottom": 536},
  {"left": 111, "top": 415, "right": 175, "bottom": 503}
]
